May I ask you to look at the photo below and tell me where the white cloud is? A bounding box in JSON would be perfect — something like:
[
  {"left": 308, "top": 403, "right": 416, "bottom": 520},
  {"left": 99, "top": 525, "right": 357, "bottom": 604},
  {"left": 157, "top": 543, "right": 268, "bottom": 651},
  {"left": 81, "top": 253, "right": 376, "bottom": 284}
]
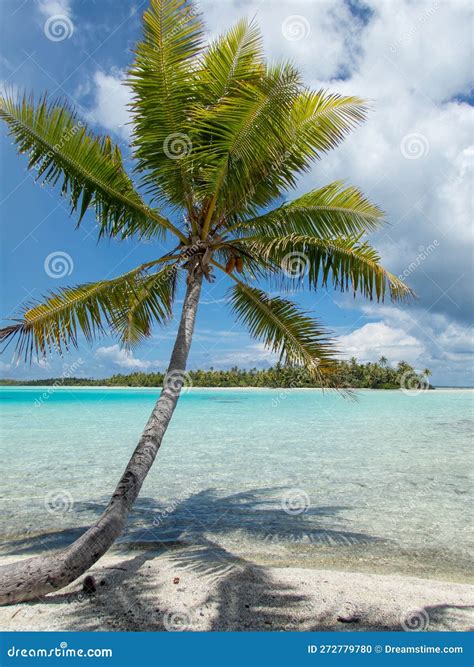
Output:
[
  {"left": 282, "top": 1, "right": 474, "bottom": 326},
  {"left": 95, "top": 345, "right": 162, "bottom": 370},
  {"left": 338, "top": 321, "right": 424, "bottom": 364},
  {"left": 361, "top": 0, "right": 473, "bottom": 103},
  {"left": 342, "top": 304, "right": 474, "bottom": 385},
  {"left": 85, "top": 70, "right": 132, "bottom": 140},
  {"left": 200, "top": 0, "right": 365, "bottom": 81},
  {"left": 199, "top": 297, "right": 229, "bottom": 305},
  {"left": 210, "top": 343, "right": 278, "bottom": 368},
  {"left": 37, "top": 0, "right": 72, "bottom": 19}
]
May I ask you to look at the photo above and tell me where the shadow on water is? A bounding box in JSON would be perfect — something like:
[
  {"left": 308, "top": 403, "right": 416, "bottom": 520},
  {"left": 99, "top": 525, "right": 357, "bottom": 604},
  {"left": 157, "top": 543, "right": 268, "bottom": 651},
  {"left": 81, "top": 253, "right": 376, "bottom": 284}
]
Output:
[{"left": 0, "top": 487, "right": 381, "bottom": 557}]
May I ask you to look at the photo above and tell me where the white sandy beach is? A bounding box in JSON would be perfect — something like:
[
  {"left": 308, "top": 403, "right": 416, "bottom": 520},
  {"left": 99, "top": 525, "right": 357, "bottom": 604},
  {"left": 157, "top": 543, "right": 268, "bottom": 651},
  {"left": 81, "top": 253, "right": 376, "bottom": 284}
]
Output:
[{"left": 0, "top": 547, "right": 472, "bottom": 632}]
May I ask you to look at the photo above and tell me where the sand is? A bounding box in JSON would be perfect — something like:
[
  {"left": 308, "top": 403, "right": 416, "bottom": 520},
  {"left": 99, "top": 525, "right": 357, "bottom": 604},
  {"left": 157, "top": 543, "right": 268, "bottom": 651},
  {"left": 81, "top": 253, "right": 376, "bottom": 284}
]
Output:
[{"left": 0, "top": 546, "right": 472, "bottom": 632}]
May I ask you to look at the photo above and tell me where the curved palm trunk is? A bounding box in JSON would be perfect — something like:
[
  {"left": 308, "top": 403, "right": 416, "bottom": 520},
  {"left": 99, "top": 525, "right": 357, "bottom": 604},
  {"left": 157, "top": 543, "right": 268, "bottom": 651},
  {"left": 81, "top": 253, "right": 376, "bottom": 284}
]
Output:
[{"left": 0, "top": 273, "right": 203, "bottom": 605}]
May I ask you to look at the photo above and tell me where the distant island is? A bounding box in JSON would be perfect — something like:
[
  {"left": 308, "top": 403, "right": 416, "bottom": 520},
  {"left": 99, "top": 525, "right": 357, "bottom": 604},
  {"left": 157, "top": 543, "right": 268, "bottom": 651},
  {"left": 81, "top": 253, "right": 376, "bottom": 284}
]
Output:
[{"left": 0, "top": 358, "right": 432, "bottom": 390}]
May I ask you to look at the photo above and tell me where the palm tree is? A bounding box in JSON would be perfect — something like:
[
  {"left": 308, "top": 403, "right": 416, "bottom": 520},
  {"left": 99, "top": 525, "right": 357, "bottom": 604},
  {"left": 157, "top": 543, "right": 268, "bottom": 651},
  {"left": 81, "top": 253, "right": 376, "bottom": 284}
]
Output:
[
  {"left": 0, "top": 0, "right": 411, "bottom": 604},
  {"left": 422, "top": 368, "right": 432, "bottom": 389}
]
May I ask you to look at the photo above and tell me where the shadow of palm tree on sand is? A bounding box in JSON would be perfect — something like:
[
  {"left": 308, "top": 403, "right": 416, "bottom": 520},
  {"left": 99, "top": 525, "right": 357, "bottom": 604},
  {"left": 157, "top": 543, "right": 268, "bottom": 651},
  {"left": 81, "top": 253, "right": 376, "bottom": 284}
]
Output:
[{"left": 2, "top": 489, "right": 472, "bottom": 631}]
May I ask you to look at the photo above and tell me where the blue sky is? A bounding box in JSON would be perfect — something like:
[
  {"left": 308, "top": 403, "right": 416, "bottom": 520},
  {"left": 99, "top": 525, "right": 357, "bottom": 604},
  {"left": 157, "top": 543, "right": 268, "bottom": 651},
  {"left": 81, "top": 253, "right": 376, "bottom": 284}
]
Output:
[{"left": 0, "top": 0, "right": 473, "bottom": 385}]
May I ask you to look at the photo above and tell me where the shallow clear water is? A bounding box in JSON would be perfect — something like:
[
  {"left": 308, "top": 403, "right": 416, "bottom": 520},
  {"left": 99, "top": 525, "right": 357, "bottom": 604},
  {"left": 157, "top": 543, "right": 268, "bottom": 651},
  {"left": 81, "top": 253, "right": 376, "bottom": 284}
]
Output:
[{"left": 0, "top": 387, "right": 473, "bottom": 581}]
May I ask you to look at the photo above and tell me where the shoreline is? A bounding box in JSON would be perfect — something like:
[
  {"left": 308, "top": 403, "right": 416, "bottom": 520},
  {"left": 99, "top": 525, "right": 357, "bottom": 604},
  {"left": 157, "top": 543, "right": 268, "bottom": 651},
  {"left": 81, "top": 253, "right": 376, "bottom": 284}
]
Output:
[
  {"left": 0, "top": 536, "right": 470, "bottom": 586},
  {"left": 0, "top": 547, "right": 472, "bottom": 632},
  {"left": 2, "top": 385, "right": 474, "bottom": 391}
]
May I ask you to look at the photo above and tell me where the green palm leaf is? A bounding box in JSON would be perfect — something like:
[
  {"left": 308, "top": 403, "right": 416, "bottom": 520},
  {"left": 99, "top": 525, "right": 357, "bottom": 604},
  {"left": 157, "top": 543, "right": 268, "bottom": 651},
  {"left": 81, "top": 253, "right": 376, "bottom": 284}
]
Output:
[
  {"left": 233, "top": 234, "right": 413, "bottom": 301},
  {"left": 0, "top": 95, "right": 184, "bottom": 241},
  {"left": 194, "top": 62, "right": 302, "bottom": 234},
  {"left": 218, "top": 91, "right": 369, "bottom": 222},
  {"left": 0, "top": 262, "right": 177, "bottom": 360},
  {"left": 228, "top": 181, "right": 384, "bottom": 238},
  {"left": 113, "top": 268, "right": 178, "bottom": 347},
  {"left": 129, "top": 0, "right": 204, "bottom": 210},
  {"left": 197, "top": 18, "right": 264, "bottom": 104},
  {"left": 287, "top": 90, "right": 368, "bottom": 165},
  {"left": 228, "top": 281, "right": 336, "bottom": 375}
]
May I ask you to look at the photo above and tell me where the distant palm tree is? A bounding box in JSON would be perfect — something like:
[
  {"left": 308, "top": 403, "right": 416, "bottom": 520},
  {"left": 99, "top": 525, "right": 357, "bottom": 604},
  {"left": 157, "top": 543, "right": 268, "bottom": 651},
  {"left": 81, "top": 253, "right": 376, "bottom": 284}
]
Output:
[
  {"left": 378, "top": 356, "right": 388, "bottom": 367},
  {"left": 0, "top": 0, "right": 411, "bottom": 604}
]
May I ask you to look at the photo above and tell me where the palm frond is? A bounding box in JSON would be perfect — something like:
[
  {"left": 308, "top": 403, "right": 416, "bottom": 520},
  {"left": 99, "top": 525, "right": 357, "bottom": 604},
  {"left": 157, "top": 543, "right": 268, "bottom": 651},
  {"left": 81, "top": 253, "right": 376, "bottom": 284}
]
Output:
[
  {"left": 228, "top": 281, "right": 337, "bottom": 376},
  {"left": 197, "top": 17, "right": 264, "bottom": 104},
  {"left": 228, "top": 181, "right": 384, "bottom": 238},
  {"left": 211, "top": 242, "right": 276, "bottom": 282},
  {"left": 232, "top": 234, "right": 413, "bottom": 302},
  {"left": 113, "top": 268, "right": 178, "bottom": 347},
  {"left": 0, "top": 262, "right": 177, "bottom": 360},
  {"left": 129, "top": 0, "right": 204, "bottom": 210},
  {"left": 0, "top": 94, "right": 184, "bottom": 241},
  {"left": 217, "top": 91, "right": 369, "bottom": 222},
  {"left": 193, "top": 62, "right": 302, "bottom": 233},
  {"left": 286, "top": 90, "right": 368, "bottom": 165}
]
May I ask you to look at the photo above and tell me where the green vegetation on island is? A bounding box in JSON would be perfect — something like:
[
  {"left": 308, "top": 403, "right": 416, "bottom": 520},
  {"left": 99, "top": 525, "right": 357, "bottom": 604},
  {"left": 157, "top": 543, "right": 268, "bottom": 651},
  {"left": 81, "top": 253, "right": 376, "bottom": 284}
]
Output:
[{"left": 0, "top": 358, "right": 432, "bottom": 390}]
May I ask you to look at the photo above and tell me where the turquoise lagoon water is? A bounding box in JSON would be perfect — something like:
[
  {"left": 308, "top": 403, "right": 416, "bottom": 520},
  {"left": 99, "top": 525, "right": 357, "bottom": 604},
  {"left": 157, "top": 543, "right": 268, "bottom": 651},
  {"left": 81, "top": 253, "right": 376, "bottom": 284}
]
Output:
[{"left": 0, "top": 387, "right": 472, "bottom": 581}]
